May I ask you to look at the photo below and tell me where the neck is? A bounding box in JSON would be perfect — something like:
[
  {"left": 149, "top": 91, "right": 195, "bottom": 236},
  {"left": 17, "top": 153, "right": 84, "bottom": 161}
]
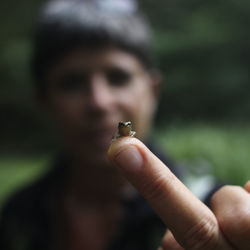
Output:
[{"left": 65, "top": 157, "right": 136, "bottom": 204}]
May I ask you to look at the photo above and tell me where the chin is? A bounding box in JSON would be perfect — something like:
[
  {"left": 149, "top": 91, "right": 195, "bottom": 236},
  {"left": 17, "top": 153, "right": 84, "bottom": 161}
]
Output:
[{"left": 82, "top": 148, "right": 110, "bottom": 166}]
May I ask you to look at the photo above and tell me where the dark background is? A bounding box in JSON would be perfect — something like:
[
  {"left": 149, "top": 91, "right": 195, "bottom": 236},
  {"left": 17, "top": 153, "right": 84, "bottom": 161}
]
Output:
[{"left": 1, "top": 0, "right": 250, "bottom": 152}]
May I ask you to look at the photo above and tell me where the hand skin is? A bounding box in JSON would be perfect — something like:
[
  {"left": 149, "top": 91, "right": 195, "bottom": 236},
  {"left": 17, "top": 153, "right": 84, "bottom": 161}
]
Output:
[{"left": 108, "top": 137, "right": 250, "bottom": 250}]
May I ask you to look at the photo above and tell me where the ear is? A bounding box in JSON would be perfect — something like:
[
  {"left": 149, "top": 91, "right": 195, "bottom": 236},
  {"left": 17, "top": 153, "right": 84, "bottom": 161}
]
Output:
[{"left": 148, "top": 69, "right": 162, "bottom": 99}]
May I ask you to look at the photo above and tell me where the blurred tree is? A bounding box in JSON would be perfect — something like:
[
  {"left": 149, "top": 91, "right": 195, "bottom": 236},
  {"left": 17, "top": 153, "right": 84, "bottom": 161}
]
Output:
[
  {"left": 141, "top": 0, "right": 250, "bottom": 122},
  {"left": 0, "top": 0, "right": 250, "bottom": 150}
]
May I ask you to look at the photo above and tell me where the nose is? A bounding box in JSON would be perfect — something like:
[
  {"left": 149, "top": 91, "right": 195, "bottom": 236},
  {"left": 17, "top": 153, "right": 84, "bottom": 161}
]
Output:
[{"left": 87, "top": 74, "right": 115, "bottom": 112}]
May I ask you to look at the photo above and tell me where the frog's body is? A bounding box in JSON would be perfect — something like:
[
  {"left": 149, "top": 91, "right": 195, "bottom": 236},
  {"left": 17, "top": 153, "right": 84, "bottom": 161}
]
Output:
[
  {"left": 113, "top": 121, "right": 136, "bottom": 140},
  {"left": 118, "top": 121, "right": 136, "bottom": 137}
]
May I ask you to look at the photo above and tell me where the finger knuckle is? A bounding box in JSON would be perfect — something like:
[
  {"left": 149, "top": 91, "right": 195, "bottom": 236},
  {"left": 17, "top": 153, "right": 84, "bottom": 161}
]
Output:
[
  {"left": 183, "top": 217, "right": 219, "bottom": 250},
  {"left": 211, "top": 185, "right": 243, "bottom": 203},
  {"left": 211, "top": 184, "right": 250, "bottom": 236},
  {"left": 219, "top": 203, "right": 250, "bottom": 237}
]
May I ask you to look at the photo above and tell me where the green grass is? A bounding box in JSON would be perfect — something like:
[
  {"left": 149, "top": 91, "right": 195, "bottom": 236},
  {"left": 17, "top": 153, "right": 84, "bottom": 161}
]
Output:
[
  {"left": 1, "top": 123, "right": 250, "bottom": 209},
  {"left": 0, "top": 156, "right": 50, "bottom": 208}
]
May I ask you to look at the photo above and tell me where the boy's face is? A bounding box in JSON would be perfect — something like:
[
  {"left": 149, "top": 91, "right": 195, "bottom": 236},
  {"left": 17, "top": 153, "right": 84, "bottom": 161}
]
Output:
[{"left": 43, "top": 46, "right": 160, "bottom": 165}]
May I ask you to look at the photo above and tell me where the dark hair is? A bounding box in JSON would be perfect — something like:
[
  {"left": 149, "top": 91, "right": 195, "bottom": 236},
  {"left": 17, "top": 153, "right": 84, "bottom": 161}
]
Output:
[{"left": 31, "top": 0, "right": 154, "bottom": 95}]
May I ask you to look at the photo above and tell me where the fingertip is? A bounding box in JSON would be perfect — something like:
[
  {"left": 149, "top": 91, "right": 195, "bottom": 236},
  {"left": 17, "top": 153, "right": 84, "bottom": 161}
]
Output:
[{"left": 108, "top": 136, "right": 142, "bottom": 160}]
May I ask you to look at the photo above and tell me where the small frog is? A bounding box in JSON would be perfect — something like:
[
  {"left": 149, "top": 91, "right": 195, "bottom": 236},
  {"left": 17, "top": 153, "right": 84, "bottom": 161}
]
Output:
[{"left": 114, "top": 121, "right": 136, "bottom": 139}]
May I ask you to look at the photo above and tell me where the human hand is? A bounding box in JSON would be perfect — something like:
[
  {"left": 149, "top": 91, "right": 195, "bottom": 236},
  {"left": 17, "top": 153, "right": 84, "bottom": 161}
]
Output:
[{"left": 108, "top": 137, "right": 250, "bottom": 250}]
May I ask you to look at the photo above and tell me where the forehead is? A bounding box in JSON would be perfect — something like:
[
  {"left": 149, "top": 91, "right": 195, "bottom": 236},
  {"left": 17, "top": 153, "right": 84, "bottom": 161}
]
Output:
[{"left": 48, "top": 46, "right": 146, "bottom": 75}]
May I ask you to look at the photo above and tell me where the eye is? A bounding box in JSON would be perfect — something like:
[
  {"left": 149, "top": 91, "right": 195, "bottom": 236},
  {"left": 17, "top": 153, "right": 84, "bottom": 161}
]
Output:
[
  {"left": 55, "top": 73, "right": 88, "bottom": 92},
  {"left": 106, "top": 68, "right": 132, "bottom": 87}
]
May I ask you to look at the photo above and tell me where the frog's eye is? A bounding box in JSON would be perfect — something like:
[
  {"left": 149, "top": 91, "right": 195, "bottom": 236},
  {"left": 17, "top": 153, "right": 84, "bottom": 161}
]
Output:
[
  {"left": 118, "top": 122, "right": 125, "bottom": 128},
  {"left": 126, "top": 121, "right": 132, "bottom": 126}
]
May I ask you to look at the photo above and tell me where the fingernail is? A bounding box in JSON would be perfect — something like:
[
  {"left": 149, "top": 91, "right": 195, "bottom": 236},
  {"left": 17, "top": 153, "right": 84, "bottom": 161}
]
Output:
[{"left": 114, "top": 145, "right": 143, "bottom": 172}]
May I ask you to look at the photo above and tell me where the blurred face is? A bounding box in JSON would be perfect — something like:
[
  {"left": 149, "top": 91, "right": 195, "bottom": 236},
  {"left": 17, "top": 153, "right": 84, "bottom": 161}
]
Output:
[{"left": 43, "top": 46, "right": 160, "bottom": 165}]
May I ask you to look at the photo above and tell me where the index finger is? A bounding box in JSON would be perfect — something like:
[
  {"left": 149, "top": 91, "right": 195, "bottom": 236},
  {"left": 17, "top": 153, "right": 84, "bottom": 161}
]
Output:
[{"left": 108, "top": 137, "right": 232, "bottom": 250}]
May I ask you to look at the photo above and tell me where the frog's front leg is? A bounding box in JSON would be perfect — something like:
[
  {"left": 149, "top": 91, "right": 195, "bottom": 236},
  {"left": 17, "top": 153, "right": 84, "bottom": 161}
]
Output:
[{"left": 130, "top": 131, "right": 136, "bottom": 137}]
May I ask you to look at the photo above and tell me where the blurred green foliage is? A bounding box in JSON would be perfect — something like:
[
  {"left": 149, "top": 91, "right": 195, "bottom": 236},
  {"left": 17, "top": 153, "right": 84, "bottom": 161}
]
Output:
[
  {"left": 0, "top": 0, "right": 250, "bottom": 151},
  {"left": 143, "top": 0, "right": 250, "bottom": 123},
  {"left": 155, "top": 123, "right": 250, "bottom": 185},
  {"left": 1, "top": 124, "right": 250, "bottom": 209},
  {"left": 0, "top": 155, "right": 50, "bottom": 208}
]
